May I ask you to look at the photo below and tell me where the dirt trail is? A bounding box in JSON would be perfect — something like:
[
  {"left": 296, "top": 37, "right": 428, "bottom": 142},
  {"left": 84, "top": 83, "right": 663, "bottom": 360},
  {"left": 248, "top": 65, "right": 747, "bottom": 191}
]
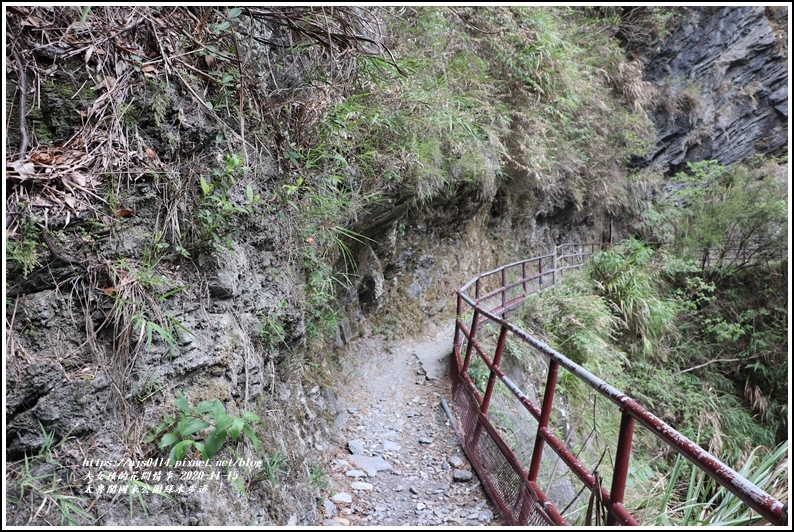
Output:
[{"left": 320, "top": 321, "right": 503, "bottom": 526}]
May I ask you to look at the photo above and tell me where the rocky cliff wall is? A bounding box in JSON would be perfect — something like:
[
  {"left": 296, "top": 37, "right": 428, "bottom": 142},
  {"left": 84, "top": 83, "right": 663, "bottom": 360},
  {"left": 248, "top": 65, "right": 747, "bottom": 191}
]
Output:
[
  {"left": 344, "top": 6, "right": 789, "bottom": 333},
  {"left": 636, "top": 6, "right": 788, "bottom": 174}
]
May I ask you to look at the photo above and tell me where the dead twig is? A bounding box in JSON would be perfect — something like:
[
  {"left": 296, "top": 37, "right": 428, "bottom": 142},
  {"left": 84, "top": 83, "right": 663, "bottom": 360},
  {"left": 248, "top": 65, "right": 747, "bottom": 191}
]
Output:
[
  {"left": 11, "top": 46, "right": 29, "bottom": 161},
  {"left": 39, "top": 225, "right": 87, "bottom": 270}
]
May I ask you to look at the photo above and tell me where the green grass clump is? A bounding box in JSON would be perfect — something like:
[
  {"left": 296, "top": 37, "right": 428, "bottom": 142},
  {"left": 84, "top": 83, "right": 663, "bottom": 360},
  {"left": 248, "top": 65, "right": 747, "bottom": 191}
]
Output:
[
  {"left": 586, "top": 240, "right": 679, "bottom": 358},
  {"left": 7, "top": 425, "right": 94, "bottom": 525}
]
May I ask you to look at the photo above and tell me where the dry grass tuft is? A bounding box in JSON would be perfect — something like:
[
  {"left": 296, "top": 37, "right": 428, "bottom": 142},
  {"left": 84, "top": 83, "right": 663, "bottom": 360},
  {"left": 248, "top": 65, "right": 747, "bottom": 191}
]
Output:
[{"left": 613, "top": 59, "right": 656, "bottom": 114}]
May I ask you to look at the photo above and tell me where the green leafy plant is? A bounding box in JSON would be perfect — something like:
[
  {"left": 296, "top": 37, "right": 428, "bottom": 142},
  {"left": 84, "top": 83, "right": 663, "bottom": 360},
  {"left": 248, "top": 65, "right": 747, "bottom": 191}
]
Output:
[
  {"left": 640, "top": 160, "right": 787, "bottom": 276},
  {"left": 6, "top": 219, "right": 43, "bottom": 278},
  {"left": 192, "top": 153, "right": 259, "bottom": 264},
  {"left": 586, "top": 240, "right": 679, "bottom": 358},
  {"left": 522, "top": 272, "right": 622, "bottom": 368},
  {"left": 309, "top": 463, "right": 329, "bottom": 492},
  {"left": 258, "top": 300, "right": 288, "bottom": 349},
  {"left": 132, "top": 375, "right": 164, "bottom": 404},
  {"left": 650, "top": 441, "right": 787, "bottom": 526},
  {"left": 146, "top": 391, "right": 262, "bottom": 466},
  {"left": 115, "top": 476, "right": 174, "bottom": 518}
]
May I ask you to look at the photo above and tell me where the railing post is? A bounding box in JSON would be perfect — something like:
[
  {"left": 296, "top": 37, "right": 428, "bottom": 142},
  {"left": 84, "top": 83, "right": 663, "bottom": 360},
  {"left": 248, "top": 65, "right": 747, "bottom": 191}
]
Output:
[
  {"left": 552, "top": 246, "right": 558, "bottom": 286},
  {"left": 501, "top": 268, "right": 507, "bottom": 312},
  {"left": 607, "top": 410, "right": 636, "bottom": 525},
  {"left": 461, "top": 309, "right": 480, "bottom": 375},
  {"left": 522, "top": 262, "right": 527, "bottom": 295},
  {"left": 538, "top": 258, "right": 543, "bottom": 289},
  {"left": 528, "top": 359, "right": 559, "bottom": 482},
  {"left": 454, "top": 293, "right": 462, "bottom": 350},
  {"left": 481, "top": 325, "right": 508, "bottom": 415}
]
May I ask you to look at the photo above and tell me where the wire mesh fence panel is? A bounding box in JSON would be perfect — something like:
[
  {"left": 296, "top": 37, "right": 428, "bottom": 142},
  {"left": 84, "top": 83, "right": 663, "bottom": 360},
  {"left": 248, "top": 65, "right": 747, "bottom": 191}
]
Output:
[{"left": 451, "top": 241, "right": 787, "bottom": 526}]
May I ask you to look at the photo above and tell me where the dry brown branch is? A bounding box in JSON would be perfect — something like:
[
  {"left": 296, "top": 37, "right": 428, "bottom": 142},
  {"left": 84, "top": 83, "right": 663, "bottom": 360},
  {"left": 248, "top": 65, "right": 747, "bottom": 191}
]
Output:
[{"left": 11, "top": 47, "right": 30, "bottom": 161}]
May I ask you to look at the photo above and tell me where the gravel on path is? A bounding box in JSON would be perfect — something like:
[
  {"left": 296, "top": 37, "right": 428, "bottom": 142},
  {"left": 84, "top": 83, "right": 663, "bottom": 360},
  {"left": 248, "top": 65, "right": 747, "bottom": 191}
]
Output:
[{"left": 321, "top": 323, "right": 503, "bottom": 526}]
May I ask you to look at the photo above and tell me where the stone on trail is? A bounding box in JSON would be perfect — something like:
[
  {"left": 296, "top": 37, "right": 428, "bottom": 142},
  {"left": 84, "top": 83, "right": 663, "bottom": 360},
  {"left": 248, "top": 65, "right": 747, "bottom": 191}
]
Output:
[
  {"left": 331, "top": 492, "right": 353, "bottom": 504},
  {"left": 323, "top": 499, "right": 337, "bottom": 518},
  {"left": 348, "top": 439, "right": 366, "bottom": 455},
  {"left": 350, "top": 481, "right": 374, "bottom": 491},
  {"left": 383, "top": 439, "right": 401, "bottom": 452},
  {"left": 453, "top": 469, "right": 473, "bottom": 482},
  {"left": 345, "top": 469, "right": 367, "bottom": 478},
  {"left": 448, "top": 455, "right": 464, "bottom": 468},
  {"left": 348, "top": 454, "right": 392, "bottom": 477}
]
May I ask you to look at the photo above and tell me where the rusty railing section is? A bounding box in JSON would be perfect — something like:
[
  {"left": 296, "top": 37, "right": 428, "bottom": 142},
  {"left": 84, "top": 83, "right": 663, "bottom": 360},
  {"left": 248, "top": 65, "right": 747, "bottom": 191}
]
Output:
[{"left": 450, "top": 242, "right": 787, "bottom": 526}]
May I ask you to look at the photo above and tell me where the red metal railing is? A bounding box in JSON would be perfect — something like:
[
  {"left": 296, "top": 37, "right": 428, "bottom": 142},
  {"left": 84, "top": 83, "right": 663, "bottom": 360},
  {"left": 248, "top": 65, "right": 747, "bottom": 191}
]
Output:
[{"left": 451, "top": 242, "right": 787, "bottom": 526}]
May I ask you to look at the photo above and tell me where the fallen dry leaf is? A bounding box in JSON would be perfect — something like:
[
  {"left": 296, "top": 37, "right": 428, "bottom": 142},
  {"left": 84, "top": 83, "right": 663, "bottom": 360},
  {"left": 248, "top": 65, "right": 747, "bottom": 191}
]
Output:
[
  {"left": 69, "top": 173, "right": 88, "bottom": 187},
  {"left": 30, "top": 151, "right": 55, "bottom": 164},
  {"left": 91, "top": 75, "right": 117, "bottom": 92},
  {"left": 8, "top": 160, "right": 37, "bottom": 180}
]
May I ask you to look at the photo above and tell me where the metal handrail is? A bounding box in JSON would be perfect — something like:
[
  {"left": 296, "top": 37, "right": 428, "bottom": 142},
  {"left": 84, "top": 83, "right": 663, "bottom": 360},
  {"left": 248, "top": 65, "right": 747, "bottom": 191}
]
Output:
[{"left": 451, "top": 242, "right": 786, "bottom": 526}]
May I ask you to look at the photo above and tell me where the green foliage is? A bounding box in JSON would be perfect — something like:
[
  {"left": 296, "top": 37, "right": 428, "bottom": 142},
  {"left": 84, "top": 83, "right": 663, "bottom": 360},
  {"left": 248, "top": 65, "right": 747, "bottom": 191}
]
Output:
[
  {"left": 193, "top": 153, "right": 259, "bottom": 264},
  {"left": 132, "top": 375, "right": 164, "bottom": 404},
  {"left": 466, "top": 354, "right": 490, "bottom": 395},
  {"left": 649, "top": 441, "right": 787, "bottom": 526},
  {"left": 670, "top": 263, "right": 788, "bottom": 442},
  {"left": 523, "top": 272, "right": 622, "bottom": 368},
  {"left": 6, "top": 218, "right": 43, "bottom": 279},
  {"left": 299, "top": 244, "right": 351, "bottom": 349},
  {"left": 116, "top": 476, "right": 174, "bottom": 518},
  {"left": 107, "top": 258, "right": 192, "bottom": 359},
  {"left": 309, "top": 463, "right": 329, "bottom": 492},
  {"left": 640, "top": 159, "right": 788, "bottom": 274},
  {"left": 257, "top": 300, "right": 288, "bottom": 349},
  {"left": 586, "top": 240, "right": 679, "bottom": 357},
  {"left": 7, "top": 424, "right": 94, "bottom": 525},
  {"left": 449, "top": 7, "right": 656, "bottom": 211},
  {"left": 523, "top": 235, "right": 784, "bottom": 521},
  {"left": 253, "top": 451, "right": 290, "bottom": 484},
  {"left": 146, "top": 391, "right": 262, "bottom": 466},
  {"left": 297, "top": 9, "right": 506, "bottom": 206}
]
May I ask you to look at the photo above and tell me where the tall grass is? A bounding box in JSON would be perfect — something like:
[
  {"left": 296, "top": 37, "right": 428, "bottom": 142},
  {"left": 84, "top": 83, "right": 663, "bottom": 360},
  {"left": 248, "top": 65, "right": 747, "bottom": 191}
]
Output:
[
  {"left": 586, "top": 240, "right": 679, "bottom": 358},
  {"left": 648, "top": 440, "right": 788, "bottom": 526}
]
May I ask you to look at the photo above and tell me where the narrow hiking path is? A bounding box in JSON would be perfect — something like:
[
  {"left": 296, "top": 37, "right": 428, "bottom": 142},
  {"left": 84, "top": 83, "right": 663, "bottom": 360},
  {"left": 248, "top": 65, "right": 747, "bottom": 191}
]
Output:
[{"left": 320, "top": 322, "right": 503, "bottom": 526}]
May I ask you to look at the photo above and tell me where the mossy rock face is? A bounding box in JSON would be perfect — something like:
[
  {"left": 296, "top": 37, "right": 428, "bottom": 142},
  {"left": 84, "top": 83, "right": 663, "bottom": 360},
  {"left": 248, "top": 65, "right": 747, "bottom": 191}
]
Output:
[
  {"left": 129, "top": 79, "right": 217, "bottom": 162},
  {"left": 37, "top": 58, "right": 96, "bottom": 143}
]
